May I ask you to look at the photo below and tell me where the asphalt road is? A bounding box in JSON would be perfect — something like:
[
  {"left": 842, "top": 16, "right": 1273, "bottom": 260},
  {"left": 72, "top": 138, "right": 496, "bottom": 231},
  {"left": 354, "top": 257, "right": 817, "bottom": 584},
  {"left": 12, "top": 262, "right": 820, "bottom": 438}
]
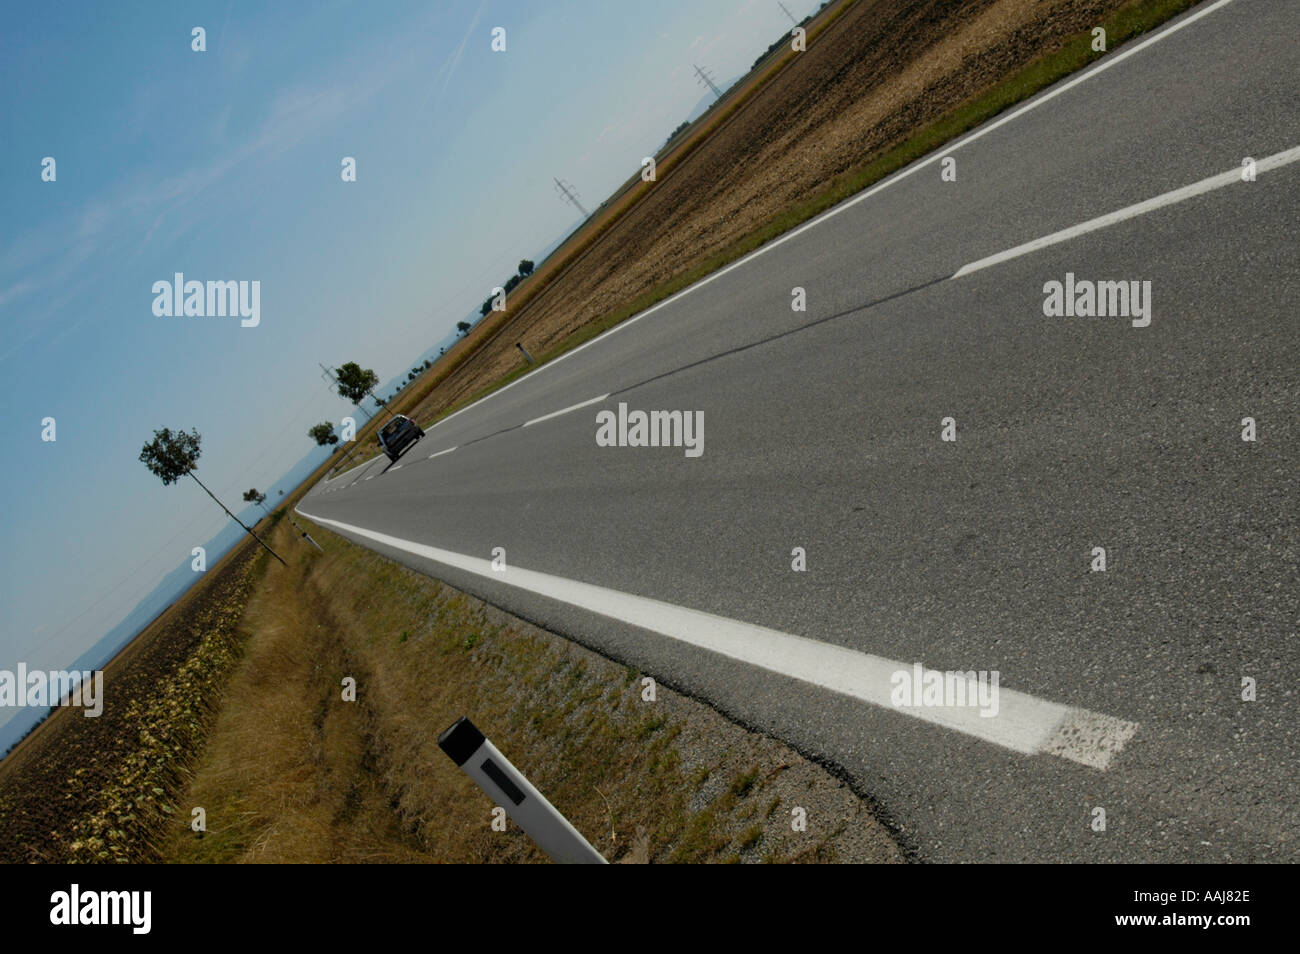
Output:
[{"left": 300, "top": 0, "right": 1299, "bottom": 862}]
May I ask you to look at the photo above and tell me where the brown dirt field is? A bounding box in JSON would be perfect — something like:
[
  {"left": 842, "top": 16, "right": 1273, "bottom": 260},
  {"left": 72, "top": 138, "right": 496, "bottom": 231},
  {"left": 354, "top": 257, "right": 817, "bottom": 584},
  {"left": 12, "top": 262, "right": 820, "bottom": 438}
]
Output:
[
  {"left": 0, "top": 539, "right": 265, "bottom": 862},
  {"left": 388, "top": 2, "right": 848, "bottom": 427},
  {"left": 0, "top": 504, "right": 288, "bottom": 777},
  {"left": 401, "top": 0, "right": 1135, "bottom": 425}
]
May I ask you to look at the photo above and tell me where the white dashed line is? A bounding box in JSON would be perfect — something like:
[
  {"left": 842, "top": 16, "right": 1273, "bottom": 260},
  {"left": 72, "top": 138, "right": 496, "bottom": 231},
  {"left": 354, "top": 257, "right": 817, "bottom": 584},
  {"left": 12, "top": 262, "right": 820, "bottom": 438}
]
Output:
[
  {"left": 407, "top": 0, "right": 1236, "bottom": 439},
  {"left": 428, "top": 446, "right": 458, "bottom": 459},
  {"left": 953, "top": 145, "right": 1300, "bottom": 278},
  {"left": 523, "top": 393, "right": 611, "bottom": 428}
]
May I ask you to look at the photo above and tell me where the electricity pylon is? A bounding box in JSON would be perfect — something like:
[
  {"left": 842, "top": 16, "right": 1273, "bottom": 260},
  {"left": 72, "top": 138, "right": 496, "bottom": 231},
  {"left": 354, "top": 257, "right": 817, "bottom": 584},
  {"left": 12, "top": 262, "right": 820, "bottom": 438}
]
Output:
[
  {"left": 554, "top": 177, "right": 589, "bottom": 218},
  {"left": 694, "top": 63, "right": 722, "bottom": 100}
]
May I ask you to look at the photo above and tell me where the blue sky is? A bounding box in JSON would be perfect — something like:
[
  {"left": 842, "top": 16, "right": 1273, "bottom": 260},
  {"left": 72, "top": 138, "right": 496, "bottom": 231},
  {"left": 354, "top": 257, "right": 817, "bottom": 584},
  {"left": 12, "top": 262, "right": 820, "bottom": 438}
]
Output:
[{"left": 0, "top": 1, "right": 813, "bottom": 706}]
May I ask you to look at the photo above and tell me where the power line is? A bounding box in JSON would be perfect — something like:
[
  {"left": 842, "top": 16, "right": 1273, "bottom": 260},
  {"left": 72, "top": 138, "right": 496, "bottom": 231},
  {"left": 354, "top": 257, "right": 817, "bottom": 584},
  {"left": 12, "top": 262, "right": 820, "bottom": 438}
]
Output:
[{"left": 778, "top": 1, "right": 799, "bottom": 25}]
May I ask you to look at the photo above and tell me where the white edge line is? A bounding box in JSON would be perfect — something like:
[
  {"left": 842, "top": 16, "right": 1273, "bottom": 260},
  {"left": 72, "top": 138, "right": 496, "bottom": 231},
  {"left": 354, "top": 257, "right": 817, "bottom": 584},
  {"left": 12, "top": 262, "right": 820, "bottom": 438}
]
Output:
[
  {"left": 522, "top": 393, "right": 611, "bottom": 428},
  {"left": 415, "top": 0, "right": 1234, "bottom": 437},
  {"left": 953, "top": 145, "right": 1300, "bottom": 277},
  {"left": 293, "top": 1, "right": 1227, "bottom": 763},
  {"left": 292, "top": 509, "right": 1138, "bottom": 768}
]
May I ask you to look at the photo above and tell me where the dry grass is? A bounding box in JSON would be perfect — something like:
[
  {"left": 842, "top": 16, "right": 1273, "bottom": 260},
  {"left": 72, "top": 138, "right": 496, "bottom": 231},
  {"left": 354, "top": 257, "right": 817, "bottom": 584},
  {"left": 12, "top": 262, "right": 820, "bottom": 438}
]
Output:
[
  {"left": 159, "top": 546, "right": 429, "bottom": 862},
  {"left": 161, "top": 518, "right": 903, "bottom": 864}
]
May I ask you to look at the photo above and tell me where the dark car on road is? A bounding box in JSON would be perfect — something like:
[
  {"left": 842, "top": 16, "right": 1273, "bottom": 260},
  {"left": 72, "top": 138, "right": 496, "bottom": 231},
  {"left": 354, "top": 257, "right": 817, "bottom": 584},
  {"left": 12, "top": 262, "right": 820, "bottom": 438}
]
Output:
[{"left": 377, "top": 415, "right": 425, "bottom": 462}]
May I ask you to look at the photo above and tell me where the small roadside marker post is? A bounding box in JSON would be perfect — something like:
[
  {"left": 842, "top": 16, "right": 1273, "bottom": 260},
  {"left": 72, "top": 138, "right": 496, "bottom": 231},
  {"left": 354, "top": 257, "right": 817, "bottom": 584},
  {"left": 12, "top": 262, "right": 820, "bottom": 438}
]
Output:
[
  {"left": 438, "top": 716, "right": 607, "bottom": 864},
  {"left": 287, "top": 515, "right": 325, "bottom": 552},
  {"left": 516, "top": 342, "right": 535, "bottom": 364}
]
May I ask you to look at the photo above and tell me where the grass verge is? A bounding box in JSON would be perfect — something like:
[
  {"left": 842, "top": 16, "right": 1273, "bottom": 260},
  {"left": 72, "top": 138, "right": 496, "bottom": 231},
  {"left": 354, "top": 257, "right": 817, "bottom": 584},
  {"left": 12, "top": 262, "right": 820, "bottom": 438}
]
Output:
[{"left": 159, "top": 518, "right": 903, "bottom": 863}]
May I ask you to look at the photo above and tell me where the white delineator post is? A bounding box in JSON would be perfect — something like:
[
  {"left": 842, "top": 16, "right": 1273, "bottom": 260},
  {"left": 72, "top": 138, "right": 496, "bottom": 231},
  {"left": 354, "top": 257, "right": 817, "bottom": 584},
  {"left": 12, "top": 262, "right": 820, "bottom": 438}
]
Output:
[{"left": 438, "top": 716, "right": 607, "bottom": 864}]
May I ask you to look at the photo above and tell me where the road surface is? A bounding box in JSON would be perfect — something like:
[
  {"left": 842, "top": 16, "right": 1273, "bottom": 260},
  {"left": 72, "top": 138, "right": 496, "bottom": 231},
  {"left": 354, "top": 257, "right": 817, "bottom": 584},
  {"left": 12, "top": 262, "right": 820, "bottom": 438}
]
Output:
[{"left": 300, "top": 0, "right": 1299, "bottom": 862}]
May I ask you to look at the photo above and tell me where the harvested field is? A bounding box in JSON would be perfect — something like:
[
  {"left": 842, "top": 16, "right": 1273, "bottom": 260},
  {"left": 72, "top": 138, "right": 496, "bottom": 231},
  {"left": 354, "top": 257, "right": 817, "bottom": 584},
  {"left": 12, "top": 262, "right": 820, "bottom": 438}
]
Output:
[
  {"left": 402, "top": 0, "right": 1151, "bottom": 424},
  {"left": 0, "top": 539, "right": 266, "bottom": 863}
]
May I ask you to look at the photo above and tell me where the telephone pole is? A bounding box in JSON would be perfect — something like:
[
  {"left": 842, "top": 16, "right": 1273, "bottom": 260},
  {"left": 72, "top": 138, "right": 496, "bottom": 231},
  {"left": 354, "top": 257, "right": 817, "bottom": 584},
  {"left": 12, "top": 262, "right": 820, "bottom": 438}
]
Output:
[
  {"left": 554, "top": 178, "right": 589, "bottom": 218},
  {"left": 693, "top": 63, "right": 722, "bottom": 100}
]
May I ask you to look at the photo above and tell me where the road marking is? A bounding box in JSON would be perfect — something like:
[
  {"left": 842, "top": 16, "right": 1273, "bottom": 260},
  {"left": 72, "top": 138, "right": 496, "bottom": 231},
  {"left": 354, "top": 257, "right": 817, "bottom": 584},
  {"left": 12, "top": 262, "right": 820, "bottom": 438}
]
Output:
[
  {"left": 365, "top": 475, "right": 375, "bottom": 480},
  {"left": 428, "top": 446, "right": 458, "bottom": 459},
  {"left": 523, "top": 393, "right": 611, "bottom": 428},
  {"left": 953, "top": 145, "right": 1300, "bottom": 277},
  {"left": 324, "top": 454, "right": 375, "bottom": 484},
  {"left": 293, "top": 509, "right": 1137, "bottom": 768},
  {"left": 412, "top": 0, "right": 1236, "bottom": 440},
  {"left": 390, "top": 464, "right": 403, "bottom": 471}
]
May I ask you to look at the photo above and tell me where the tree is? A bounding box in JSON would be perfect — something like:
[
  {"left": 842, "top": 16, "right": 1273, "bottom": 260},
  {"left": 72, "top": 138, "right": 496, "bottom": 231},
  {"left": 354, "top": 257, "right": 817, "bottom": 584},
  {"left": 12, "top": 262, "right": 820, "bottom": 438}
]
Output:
[
  {"left": 139, "top": 427, "right": 285, "bottom": 566},
  {"left": 308, "top": 422, "right": 339, "bottom": 446},
  {"left": 518, "top": 259, "right": 534, "bottom": 276},
  {"left": 334, "top": 361, "right": 378, "bottom": 403},
  {"left": 242, "top": 488, "right": 271, "bottom": 516},
  {"left": 335, "top": 361, "right": 395, "bottom": 419},
  {"left": 479, "top": 298, "right": 493, "bottom": 317},
  {"left": 457, "top": 320, "right": 472, "bottom": 336}
]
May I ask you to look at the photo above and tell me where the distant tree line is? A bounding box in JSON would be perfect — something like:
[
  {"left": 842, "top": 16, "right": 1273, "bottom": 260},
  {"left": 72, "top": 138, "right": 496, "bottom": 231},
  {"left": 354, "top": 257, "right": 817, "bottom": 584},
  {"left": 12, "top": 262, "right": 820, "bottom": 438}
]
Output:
[
  {"left": 478, "top": 260, "right": 535, "bottom": 318},
  {"left": 407, "top": 358, "right": 433, "bottom": 383},
  {"left": 750, "top": 6, "right": 821, "bottom": 69}
]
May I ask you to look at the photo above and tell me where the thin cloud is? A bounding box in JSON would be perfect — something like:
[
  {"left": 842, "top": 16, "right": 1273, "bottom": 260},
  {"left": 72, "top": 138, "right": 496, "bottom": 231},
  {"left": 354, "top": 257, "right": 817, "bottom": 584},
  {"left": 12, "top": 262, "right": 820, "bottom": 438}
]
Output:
[
  {"left": 0, "top": 281, "right": 34, "bottom": 310},
  {"left": 422, "top": 0, "right": 488, "bottom": 118},
  {"left": 0, "top": 8, "right": 440, "bottom": 365}
]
